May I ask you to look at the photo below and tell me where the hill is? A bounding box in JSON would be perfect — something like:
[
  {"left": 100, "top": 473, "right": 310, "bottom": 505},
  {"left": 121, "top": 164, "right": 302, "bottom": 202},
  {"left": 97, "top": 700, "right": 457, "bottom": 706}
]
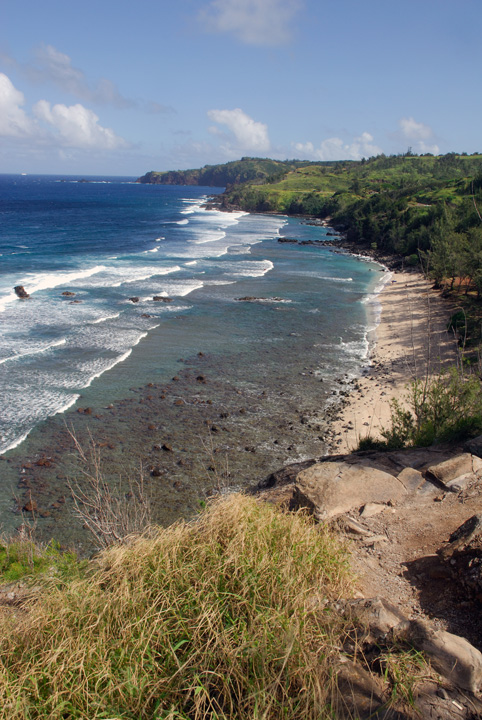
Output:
[{"left": 136, "top": 157, "right": 318, "bottom": 187}]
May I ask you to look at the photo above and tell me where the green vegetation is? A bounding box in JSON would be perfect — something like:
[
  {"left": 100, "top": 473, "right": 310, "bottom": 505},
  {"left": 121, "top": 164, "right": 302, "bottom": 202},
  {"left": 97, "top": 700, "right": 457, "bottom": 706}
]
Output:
[
  {"left": 0, "top": 495, "right": 354, "bottom": 719},
  {"left": 359, "top": 367, "right": 482, "bottom": 450},
  {"left": 221, "top": 153, "right": 482, "bottom": 262},
  {"left": 0, "top": 535, "right": 83, "bottom": 585},
  {"left": 139, "top": 152, "right": 482, "bottom": 306},
  {"left": 137, "top": 157, "right": 320, "bottom": 187}
]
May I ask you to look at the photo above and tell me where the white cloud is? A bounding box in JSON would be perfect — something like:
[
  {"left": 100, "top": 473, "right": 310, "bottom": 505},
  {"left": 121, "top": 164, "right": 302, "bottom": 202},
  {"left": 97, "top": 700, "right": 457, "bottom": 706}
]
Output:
[
  {"left": 400, "top": 116, "right": 433, "bottom": 141},
  {"left": 0, "top": 73, "right": 128, "bottom": 153},
  {"left": 33, "top": 100, "right": 127, "bottom": 149},
  {"left": 208, "top": 108, "right": 270, "bottom": 152},
  {"left": 199, "top": 0, "right": 302, "bottom": 46},
  {"left": 399, "top": 117, "right": 439, "bottom": 154},
  {"left": 293, "top": 132, "right": 381, "bottom": 161},
  {"left": 0, "top": 73, "right": 36, "bottom": 136}
]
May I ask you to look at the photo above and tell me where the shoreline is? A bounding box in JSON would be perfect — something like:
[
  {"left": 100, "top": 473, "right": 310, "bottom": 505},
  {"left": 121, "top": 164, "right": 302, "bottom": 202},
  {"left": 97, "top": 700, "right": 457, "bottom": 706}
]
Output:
[{"left": 327, "top": 269, "right": 458, "bottom": 453}]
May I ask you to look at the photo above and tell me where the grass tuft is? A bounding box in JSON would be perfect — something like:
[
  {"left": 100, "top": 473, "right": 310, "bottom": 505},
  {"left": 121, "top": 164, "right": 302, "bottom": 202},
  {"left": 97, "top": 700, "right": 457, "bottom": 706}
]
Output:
[{"left": 0, "top": 494, "right": 352, "bottom": 719}]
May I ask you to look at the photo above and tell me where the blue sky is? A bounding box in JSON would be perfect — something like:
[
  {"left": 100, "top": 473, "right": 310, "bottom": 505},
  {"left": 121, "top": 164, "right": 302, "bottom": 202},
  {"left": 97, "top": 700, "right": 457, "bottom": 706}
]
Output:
[{"left": 1, "top": 0, "right": 481, "bottom": 175}]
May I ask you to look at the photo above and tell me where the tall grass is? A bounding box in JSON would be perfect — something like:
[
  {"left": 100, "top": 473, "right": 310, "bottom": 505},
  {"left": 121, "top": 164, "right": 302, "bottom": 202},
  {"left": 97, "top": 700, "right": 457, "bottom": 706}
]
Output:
[{"left": 0, "top": 495, "right": 351, "bottom": 719}]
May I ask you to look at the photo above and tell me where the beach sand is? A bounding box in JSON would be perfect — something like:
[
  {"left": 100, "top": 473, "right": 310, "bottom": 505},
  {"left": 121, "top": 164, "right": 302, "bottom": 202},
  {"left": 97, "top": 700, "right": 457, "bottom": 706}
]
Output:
[{"left": 329, "top": 271, "right": 459, "bottom": 452}]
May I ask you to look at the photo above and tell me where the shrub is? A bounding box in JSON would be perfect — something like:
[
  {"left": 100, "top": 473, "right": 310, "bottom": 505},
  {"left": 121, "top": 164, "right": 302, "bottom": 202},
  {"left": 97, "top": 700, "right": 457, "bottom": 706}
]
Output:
[{"left": 381, "top": 367, "right": 482, "bottom": 448}]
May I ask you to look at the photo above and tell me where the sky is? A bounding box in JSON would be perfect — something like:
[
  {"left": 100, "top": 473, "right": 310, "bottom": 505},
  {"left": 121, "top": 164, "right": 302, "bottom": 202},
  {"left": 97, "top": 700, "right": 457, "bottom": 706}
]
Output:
[{"left": 1, "top": 0, "right": 481, "bottom": 176}]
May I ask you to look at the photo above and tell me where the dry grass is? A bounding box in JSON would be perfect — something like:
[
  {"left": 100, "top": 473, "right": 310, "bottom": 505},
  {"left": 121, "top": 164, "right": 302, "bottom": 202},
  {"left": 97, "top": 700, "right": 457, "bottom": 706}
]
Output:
[{"left": 0, "top": 494, "right": 352, "bottom": 719}]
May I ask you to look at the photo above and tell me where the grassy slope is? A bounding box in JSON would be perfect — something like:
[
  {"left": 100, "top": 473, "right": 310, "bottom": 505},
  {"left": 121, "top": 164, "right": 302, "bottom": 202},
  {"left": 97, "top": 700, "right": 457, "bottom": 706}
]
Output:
[{"left": 0, "top": 495, "right": 353, "bottom": 719}]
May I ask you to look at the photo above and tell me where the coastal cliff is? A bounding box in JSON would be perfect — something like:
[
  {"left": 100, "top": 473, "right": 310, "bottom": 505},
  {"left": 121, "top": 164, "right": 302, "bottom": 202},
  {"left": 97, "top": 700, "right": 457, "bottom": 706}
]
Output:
[{"left": 136, "top": 157, "right": 314, "bottom": 187}]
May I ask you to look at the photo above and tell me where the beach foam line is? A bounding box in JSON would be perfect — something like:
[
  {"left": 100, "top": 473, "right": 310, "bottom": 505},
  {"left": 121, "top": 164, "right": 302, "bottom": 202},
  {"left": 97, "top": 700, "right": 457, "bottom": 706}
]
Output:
[
  {"left": 176, "top": 219, "right": 189, "bottom": 225},
  {"left": 82, "top": 329, "right": 150, "bottom": 389},
  {"left": 0, "top": 338, "right": 67, "bottom": 365},
  {"left": 0, "top": 393, "right": 81, "bottom": 456}
]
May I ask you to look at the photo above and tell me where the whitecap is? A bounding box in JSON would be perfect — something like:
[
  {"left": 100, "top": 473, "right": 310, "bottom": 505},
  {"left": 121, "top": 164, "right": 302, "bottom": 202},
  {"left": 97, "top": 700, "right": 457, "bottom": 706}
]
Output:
[
  {"left": 0, "top": 338, "right": 67, "bottom": 365},
  {"left": 90, "top": 312, "right": 121, "bottom": 325}
]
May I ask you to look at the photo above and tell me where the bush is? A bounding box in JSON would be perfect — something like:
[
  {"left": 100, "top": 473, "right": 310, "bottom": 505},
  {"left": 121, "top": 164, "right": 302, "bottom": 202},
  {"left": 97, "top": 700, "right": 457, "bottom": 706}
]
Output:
[{"left": 381, "top": 367, "right": 482, "bottom": 448}]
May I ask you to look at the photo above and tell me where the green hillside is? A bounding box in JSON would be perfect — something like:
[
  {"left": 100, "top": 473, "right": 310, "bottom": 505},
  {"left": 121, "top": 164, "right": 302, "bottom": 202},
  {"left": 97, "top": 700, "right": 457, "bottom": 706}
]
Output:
[
  {"left": 136, "top": 157, "right": 327, "bottom": 187},
  {"left": 221, "top": 153, "right": 482, "bottom": 287},
  {"left": 138, "top": 152, "right": 482, "bottom": 314}
]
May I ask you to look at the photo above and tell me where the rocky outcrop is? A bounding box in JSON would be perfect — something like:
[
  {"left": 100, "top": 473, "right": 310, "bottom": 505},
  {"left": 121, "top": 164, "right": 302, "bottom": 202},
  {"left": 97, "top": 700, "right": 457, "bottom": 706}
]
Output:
[
  {"left": 291, "top": 461, "right": 408, "bottom": 520},
  {"left": 14, "top": 285, "right": 29, "bottom": 299}
]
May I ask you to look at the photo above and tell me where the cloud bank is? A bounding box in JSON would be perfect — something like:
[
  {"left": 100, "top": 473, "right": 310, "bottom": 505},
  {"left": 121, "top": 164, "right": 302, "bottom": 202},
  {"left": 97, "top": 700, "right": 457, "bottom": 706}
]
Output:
[
  {"left": 0, "top": 72, "right": 127, "bottom": 150},
  {"left": 294, "top": 132, "right": 382, "bottom": 161},
  {"left": 199, "top": 0, "right": 302, "bottom": 46}
]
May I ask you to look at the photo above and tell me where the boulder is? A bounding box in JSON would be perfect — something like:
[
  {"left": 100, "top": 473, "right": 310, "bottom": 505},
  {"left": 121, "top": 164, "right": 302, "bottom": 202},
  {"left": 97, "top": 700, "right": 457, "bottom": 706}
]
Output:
[
  {"left": 397, "top": 466, "right": 425, "bottom": 493},
  {"left": 153, "top": 296, "right": 173, "bottom": 302},
  {"left": 14, "top": 285, "right": 29, "bottom": 298},
  {"left": 360, "top": 502, "right": 387, "bottom": 518},
  {"left": 345, "top": 596, "right": 409, "bottom": 641},
  {"left": 464, "top": 435, "right": 482, "bottom": 459},
  {"left": 438, "top": 514, "right": 482, "bottom": 560},
  {"left": 426, "top": 454, "right": 474, "bottom": 487},
  {"left": 409, "top": 621, "right": 482, "bottom": 693},
  {"left": 292, "top": 461, "right": 408, "bottom": 520},
  {"left": 128, "top": 297, "right": 140, "bottom": 303},
  {"left": 334, "top": 660, "right": 386, "bottom": 719},
  {"left": 61, "top": 291, "right": 75, "bottom": 297}
]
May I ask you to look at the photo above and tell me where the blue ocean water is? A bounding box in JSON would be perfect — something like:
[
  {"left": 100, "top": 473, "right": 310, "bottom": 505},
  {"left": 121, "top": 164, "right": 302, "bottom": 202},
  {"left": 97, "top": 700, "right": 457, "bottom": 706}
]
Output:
[{"left": 0, "top": 174, "right": 387, "bottom": 459}]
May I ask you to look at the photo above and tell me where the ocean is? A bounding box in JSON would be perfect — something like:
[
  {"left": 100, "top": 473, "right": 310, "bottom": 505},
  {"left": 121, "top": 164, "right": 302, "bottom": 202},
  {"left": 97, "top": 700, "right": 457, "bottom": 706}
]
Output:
[{"left": 0, "top": 174, "right": 388, "bottom": 548}]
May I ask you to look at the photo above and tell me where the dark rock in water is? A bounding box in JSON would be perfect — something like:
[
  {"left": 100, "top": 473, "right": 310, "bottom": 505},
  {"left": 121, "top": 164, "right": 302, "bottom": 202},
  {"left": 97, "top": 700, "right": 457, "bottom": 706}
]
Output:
[
  {"left": 153, "top": 296, "right": 173, "bottom": 302},
  {"left": 35, "top": 457, "right": 53, "bottom": 468},
  {"left": 141, "top": 313, "right": 151, "bottom": 318},
  {"left": 129, "top": 297, "right": 140, "bottom": 303},
  {"left": 23, "top": 499, "right": 37, "bottom": 513},
  {"left": 14, "top": 285, "right": 30, "bottom": 299},
  {"left": 61, "top": 291, "right": 75, "bottom": 297},
  {"left": 69, "top": 300, "right": 82, "bottom": 304},
  {"left": 277, "top": 237, "right": 298, "bottom": 244}
]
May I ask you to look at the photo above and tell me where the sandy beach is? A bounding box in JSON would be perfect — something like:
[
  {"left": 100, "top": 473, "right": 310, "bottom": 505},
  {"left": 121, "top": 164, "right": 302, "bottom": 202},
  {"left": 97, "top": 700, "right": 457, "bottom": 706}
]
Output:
[{"left": 329, "top": 270, "right": 459, "bottom": 452}]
